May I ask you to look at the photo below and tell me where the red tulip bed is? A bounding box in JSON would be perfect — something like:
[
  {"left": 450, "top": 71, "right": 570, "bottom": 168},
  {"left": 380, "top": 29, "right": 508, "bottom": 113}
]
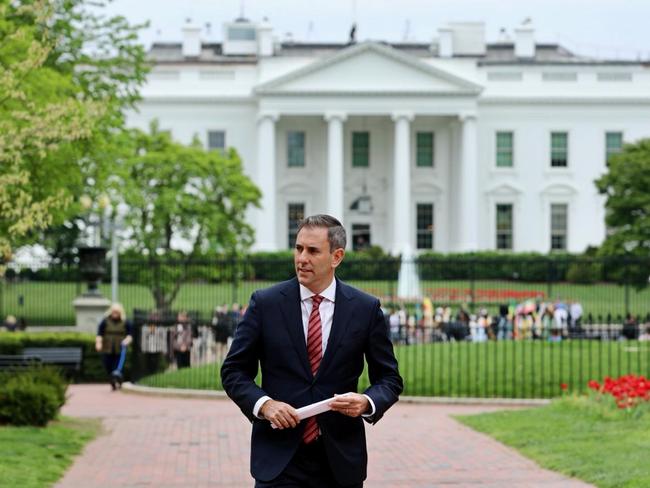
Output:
[{"left": 587, "top": 374, "right": 650, "bottom": 410}]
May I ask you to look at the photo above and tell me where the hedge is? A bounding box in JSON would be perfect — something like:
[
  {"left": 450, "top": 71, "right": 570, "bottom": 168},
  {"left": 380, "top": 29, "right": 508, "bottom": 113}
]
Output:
[{"left": 413, "top": 251, "right": 645, "bottom": 284}]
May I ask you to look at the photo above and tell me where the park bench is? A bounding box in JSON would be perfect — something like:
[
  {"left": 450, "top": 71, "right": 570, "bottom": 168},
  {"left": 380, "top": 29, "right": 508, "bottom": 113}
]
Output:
[
  {"left": 0, "top": 354, "right": 42, "bottom": 370},
  {"left": 22, "top": 347, "right": 83, "bottom": 374}
]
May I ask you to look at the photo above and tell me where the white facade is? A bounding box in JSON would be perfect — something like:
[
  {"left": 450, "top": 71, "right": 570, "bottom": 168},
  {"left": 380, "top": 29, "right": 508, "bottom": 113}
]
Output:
[{"left": 127, "top": 20, "right": 650, "bottom": 254}]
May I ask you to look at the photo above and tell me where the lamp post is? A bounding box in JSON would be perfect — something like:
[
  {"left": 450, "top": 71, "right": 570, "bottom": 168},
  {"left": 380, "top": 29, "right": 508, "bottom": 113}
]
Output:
[
  {"left": 72, "top": 194, "right": 111, "bottom": 333},
  {"left": 110, "top": 202, "right": 128, "bottom": 303}
]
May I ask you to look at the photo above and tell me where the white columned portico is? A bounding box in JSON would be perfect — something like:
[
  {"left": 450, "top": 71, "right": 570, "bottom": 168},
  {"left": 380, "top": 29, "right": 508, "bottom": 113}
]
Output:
[
  {"left": 255, "top": 112, "right": 279, "bottom": 250},
  {"left": 391, "top": 111, "right": 414, "bottom": 256},
  {"left": 325, "top": 112, "right": 347, "bottom": 222},
  {"left": 457, "top": 112, "right": 479, "bottom": 251}
]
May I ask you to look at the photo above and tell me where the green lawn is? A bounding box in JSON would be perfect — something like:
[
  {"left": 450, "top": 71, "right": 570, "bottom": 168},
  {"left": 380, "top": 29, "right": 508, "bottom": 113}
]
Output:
[
  {"left": 457, "top": 396, "right": 650, "bottom": 488},
  {"left": 0, "top": 416, "right": 100, "bottom": 488},
  {"left": 139, "top": 361, "right": 225, "bottom": 390},
  {"left": 138, "top": 340, "right": 650, "bottom": 398},
  {"left": 3, "top": 278, "right": 649, "bottom": 326}
]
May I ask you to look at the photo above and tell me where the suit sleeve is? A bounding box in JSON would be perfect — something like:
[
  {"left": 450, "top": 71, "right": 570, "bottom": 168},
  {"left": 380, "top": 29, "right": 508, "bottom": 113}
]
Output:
[
  {"left": 362, "top": 300, "right": 403, "bottom": 424},
  {"left": 220, "top": 292, "right": 268, "bottom": 422}
]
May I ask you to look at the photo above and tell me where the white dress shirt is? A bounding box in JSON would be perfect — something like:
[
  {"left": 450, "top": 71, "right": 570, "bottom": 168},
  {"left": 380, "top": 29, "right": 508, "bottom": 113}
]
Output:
[{"left": 253, "top": 278, "right": 376, "bottom": 419}]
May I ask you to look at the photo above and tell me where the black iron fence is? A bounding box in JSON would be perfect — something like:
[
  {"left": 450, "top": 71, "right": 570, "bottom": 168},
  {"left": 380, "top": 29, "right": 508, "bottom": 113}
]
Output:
[
  {"left": 2, "top": 255, "right": 649, "bottom": 398},
  {"left": 127, "top": 316, "right": 650, "bottom": 399}
]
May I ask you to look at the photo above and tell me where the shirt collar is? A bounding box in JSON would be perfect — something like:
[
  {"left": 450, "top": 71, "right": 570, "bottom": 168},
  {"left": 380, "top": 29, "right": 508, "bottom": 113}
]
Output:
[{"left": 299, "top": 278, "right": 336, "bottom": 304}]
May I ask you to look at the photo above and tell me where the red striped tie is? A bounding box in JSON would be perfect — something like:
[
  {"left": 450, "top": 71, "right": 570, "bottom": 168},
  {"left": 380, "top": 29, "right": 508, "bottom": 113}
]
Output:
[{"left": 303, "top": 294, "right": 323, "bottom": 444}]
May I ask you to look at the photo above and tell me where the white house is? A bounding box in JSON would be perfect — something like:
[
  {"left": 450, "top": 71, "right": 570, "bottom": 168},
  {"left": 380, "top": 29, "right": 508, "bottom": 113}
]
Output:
[{"left": 126, "top": 18, "right": 650, "bottom": 255}]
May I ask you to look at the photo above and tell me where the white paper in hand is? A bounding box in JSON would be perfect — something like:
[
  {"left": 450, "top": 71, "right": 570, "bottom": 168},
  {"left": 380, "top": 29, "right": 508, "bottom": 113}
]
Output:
[
  {"left": 295, "top": 397, "right": 334, "bottom": 420},
  {"left": 269, "top": 394, "right": 352, "bottom": 429}
]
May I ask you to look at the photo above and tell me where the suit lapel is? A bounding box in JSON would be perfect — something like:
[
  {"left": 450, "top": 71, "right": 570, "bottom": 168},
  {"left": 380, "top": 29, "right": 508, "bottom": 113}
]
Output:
[
  {"left": 279, "top": 278, "right": 312, "bottom": 379},
  {"left": 316, "top": 279, "right": 355, "bottom": 379}
]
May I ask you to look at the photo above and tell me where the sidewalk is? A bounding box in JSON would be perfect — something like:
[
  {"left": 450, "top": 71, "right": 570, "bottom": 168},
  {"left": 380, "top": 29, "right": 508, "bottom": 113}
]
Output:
[{"left": 56, "top": 384, "right": 593, "bottom": 487}]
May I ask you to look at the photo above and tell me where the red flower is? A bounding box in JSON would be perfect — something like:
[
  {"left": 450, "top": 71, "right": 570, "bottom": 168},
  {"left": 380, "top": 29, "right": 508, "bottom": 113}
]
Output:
[
  {"left": 587, "top": 374, "right": 650, "bottom": 410},
  {"left": 560, "top": 383, "right": 568, "bottom": 390}
]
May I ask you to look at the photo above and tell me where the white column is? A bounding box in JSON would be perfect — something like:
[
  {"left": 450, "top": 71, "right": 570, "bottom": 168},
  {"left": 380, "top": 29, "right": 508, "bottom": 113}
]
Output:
[
  {"left": 448, "top": 120, "right": 461, "bottom": 250},
  {"left": 457, "top": 112, "right": 479, "bottom": 251},
  {"left": 391, "top": 112, "right": 414, "bottom": 256},
  {"left": 325, "top": 112, "right": 347, "bottom": 222},
  {"left": 255, "top": 112, "right": 278, "bottom": 250}
]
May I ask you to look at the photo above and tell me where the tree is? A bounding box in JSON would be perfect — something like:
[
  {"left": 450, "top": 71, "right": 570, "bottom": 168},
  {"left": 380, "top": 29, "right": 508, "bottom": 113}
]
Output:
[
  {"left": 110, "top": 123, "right": 261, "bottom": 312},
  {"left": 595, "top": 138, "right": 650, "bottom": 287},
  {"left": 0, "top": 0, "right": 149, "bottom": 268},
  {"left": 0, "top": 0, "right": 105, "bottom": 273}
]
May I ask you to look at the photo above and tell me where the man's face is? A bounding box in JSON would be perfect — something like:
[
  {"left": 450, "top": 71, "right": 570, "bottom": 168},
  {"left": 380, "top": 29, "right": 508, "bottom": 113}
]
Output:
[{"left": 294, "top": 226, "right": 344, "bottom": 293}]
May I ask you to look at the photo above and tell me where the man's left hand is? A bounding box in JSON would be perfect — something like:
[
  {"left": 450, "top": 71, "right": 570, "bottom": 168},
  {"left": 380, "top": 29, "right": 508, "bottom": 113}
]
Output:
[{"left": 329, "top": 393, "right": 369, "bottom": 418}]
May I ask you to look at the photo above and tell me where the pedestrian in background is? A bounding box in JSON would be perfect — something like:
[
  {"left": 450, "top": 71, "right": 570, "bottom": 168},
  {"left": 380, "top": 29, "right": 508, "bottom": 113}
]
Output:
[
  {"left": 171, "top": 311, "right": 193, "bottom": 369},
  {"left": 96, "top": 303, "right": 132, "bottom": 390}
]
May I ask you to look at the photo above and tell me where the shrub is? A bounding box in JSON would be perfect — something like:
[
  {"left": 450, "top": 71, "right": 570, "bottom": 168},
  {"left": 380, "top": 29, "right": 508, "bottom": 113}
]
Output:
[
  {"left": 119, "top": 256, "right": 258, "bottom": 285},
  {"left": 339, "top": 247, "right": 401, "bottom": 281},
  {"left": 0, "top": 366, "right": 68, "bottom": 426},
  {"left": 566, "top": 260, "right": 602, "bottom": 284},
  {"left": 245, "top": 252, "right": 295, "bottom": 281},
  {"left": 5, "top": 262, "right": 80, "bottom": 283},
  {"left": 19, "top": 365, "right": 68, "bottom": 408}
]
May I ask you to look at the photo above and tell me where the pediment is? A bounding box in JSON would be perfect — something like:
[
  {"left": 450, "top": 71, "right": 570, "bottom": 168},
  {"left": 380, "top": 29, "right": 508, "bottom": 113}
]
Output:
[
  {"left": 486, "top": 183, "right": 524, "bottom": 196},
  {"left": 413, "top": 182, "right": 444, "bottom": 196},
  {"left": 256, "top": 42, "right": 482, "bottom": 95},
  {"left": 540, "top": 183, "right": 578, "bottom": 196},
  {"left": 278, "top": 181, "right": 311, "bottom": 194}
]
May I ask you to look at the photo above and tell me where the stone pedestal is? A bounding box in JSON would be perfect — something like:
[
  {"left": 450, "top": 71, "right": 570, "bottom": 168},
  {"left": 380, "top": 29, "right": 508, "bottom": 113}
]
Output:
[{"left": 73, "top": 295, "right": 111, "bottom": 334}]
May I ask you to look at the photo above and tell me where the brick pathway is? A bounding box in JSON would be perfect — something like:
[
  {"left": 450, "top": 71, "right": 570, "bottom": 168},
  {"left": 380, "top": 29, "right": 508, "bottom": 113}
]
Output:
[{"left": 56, "top": 385, "right": 592, "bottom": 487}]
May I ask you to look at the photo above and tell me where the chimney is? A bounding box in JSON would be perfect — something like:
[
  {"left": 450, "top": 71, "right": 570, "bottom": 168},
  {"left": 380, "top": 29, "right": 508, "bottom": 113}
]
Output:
[
  {"left": 514, "top": 19, "right": 535, "bottom": 59},
  {"left": 438, "top": 23, "right": 485, "bottom": 57},
  {"left": 257, "top": 17, "right": 274, "bottom": 57},
  {"left": 182, "top": 20, "right": 201, "bottom": 58},
  {"left": 438, "top": 27, "right": 453, "bottom": 58}
]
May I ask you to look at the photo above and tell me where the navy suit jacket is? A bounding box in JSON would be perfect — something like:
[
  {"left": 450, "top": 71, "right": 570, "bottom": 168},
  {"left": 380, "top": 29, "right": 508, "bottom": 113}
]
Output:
[{"left": 221, "top": 277, "right": 403, "bottom": 485}]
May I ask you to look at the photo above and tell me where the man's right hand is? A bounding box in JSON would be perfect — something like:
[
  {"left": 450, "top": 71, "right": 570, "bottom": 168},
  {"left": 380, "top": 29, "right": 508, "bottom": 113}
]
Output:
[{"left": 259, "top": 399, "right": 300, "bottom": 429}]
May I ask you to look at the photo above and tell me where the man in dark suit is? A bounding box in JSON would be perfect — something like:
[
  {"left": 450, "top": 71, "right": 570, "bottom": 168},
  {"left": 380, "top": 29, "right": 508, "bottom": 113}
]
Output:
[{"left": 221, "top": 214, "right": 403, "bottom": 487}]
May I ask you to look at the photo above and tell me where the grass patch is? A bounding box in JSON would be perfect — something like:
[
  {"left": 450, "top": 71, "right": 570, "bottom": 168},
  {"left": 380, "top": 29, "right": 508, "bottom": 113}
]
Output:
[
  {"left": 456, "top": 396, "right": 650, "bottom": 488},
  {"left": 0, "top": 416, "right": 101, "bottom": 488},
  {"left": 137, "top": 340, "right": 650, "bottom": 399},
  {"left": 139, "top": 362, "right": 224, "bottom": 390}
]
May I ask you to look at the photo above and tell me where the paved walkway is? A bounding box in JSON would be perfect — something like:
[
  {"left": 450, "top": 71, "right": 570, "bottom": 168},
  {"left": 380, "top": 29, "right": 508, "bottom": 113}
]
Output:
[{"left": 56, "top": 385, "right": 593, "bottom": 487}]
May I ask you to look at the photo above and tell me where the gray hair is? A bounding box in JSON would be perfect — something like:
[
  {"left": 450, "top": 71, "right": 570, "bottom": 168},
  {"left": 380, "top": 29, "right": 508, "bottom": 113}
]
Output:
[
  {"left": 297, "top": 214, "right": 347, "bottom": 252},
  {"left": 105, "top": 303, "right": 126, "bottom": 322}
]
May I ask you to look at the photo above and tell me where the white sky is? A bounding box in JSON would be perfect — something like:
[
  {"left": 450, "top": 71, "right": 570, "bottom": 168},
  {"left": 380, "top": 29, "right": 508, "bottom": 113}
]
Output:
[{"left": 99, "top": 0, "right": 650, "bottom": 60}]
